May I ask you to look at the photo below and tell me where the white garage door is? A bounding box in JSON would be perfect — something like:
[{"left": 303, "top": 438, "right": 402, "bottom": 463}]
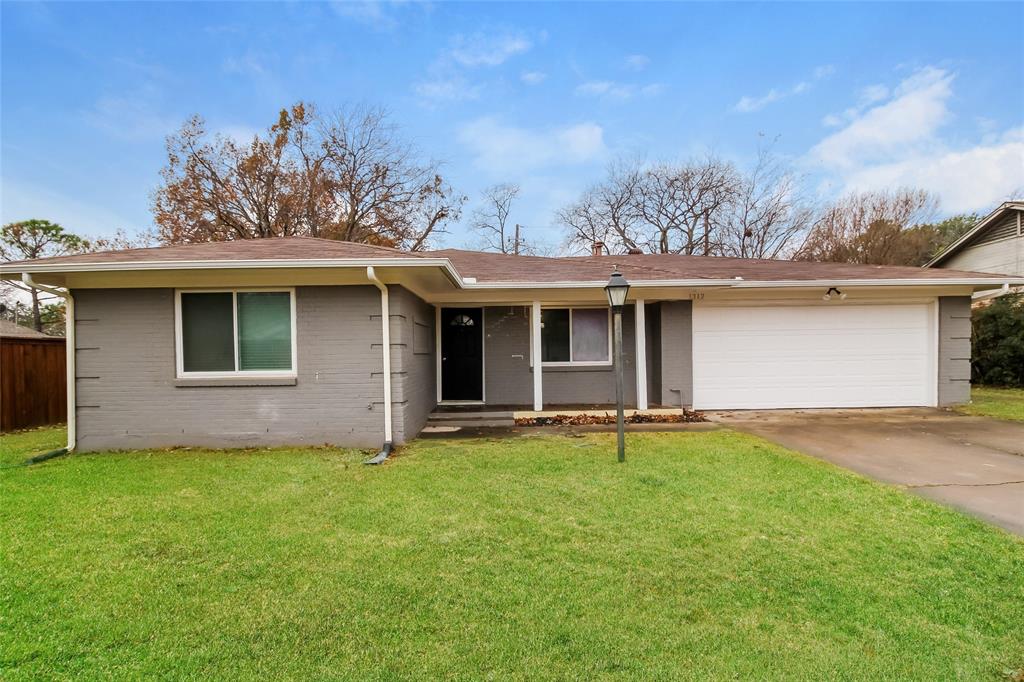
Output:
[{"left": 692, "top": 303, "right": 936, "bottom": 409}]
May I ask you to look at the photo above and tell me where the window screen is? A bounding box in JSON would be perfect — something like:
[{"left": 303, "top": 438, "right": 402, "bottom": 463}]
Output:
[
  {"left": 237, "top": 292, "right": 292, "bottom": 371},
  {"left": 541, "top": 309, "right": 570, "bottom": 362},
  {"left": 181, "top": 292, "right": 234, "bottom": 372},
  {"left": 571, "top": 309, "right": 609, "bottom": 362}
]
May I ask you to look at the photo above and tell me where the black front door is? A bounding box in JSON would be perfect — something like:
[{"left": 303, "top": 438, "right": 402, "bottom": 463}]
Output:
[{"left": 441, "top": 308, "right": 483, "bottom": 401}]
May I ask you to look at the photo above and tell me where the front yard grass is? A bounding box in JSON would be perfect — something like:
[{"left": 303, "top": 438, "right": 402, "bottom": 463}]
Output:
[
  {"left": 957, "top": 385, "right": 1024, "bottom": 422},
  {"left": 2, "top": 427, "right": 1022, "bottom": 680}
]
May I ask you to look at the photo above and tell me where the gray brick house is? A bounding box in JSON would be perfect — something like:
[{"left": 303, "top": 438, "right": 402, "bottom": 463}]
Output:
[{"left": 3, "top": 238, "right": 1021, "bottom": 453}]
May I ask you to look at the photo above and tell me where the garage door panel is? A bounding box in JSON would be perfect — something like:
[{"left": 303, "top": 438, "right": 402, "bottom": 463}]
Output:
[{"left": 692, "top": 304, "right": 934, "bottom": 409}]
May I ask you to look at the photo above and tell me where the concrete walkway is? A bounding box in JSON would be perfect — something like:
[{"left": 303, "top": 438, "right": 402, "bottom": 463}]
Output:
[{"left": 711, "top": 408, "right": 1024, "bottom": 536}]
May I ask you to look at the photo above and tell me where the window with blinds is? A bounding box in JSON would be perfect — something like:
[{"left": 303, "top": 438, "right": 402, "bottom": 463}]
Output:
[{"left": 177, "top": 290, "right": 295, "bottom": 375}]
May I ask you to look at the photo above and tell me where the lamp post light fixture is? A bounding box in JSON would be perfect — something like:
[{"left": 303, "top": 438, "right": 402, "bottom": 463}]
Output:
[{"left": 604, "top": 268, "right": 631, "bottom": 463}]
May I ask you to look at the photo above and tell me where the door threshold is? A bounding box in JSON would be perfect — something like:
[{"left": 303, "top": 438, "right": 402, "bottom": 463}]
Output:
[{"left": 439, "top": 400, "right": 486, "bottom": 406}]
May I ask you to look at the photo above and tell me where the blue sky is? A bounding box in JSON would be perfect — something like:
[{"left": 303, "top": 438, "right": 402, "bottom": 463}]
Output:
[{"left": 2, "top": 1, "right": 1022, "bottom": 251}]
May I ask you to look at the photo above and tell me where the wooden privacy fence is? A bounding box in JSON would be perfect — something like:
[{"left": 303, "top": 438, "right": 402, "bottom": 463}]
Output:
[{"left": 1, "top": 336, "right": 67, "bottom": 431}]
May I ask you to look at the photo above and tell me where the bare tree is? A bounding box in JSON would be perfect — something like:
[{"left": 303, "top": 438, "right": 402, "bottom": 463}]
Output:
[
  {"left": 559, "top": 155, "right": 740, "bottom": 255},
  {"left": 471, "top": 183, "right": 534, "bottom": 255},
  {"left": 795, "top": 188, "right": 940, "bottom": 264},
  {"left": 559, "top": 159, "right": 643, "bottom": 254},
  {"left": 633, "top": 157, "right": 739, "bottom": 254},
  {"left": 152, "top": 103, "right": 464, "bottom": 250},
  {"left": 720, "top": 148, "right": 814, "bottom": 259}
]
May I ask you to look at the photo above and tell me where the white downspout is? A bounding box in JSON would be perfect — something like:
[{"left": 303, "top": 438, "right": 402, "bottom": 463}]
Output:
[
  {"left": 22, "top": 273, "right": 75, "bottom": 452},
  {"left": 365, "top": 266, "right": 393, "bottom": 463}
]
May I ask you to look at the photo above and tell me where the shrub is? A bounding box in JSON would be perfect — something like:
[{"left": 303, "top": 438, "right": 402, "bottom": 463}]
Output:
[{"left": 971, "top": 293, "right": 1024, "bottom": 387}]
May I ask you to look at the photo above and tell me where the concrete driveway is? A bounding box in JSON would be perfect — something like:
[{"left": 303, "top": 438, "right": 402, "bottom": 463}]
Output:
[{"left": 710, "top": 408, "right": 1024, "bottom": 536}]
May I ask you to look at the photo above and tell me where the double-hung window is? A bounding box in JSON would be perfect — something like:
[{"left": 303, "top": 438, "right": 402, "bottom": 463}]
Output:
[
  {"left": 540, "top": 307, "right": 611, "bottom": 366},
  {"left": 175, "top": 289, "right": 296, "bottom": 377}
]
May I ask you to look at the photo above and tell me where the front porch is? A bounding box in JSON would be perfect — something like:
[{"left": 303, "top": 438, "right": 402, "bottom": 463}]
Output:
[{"left": 435, "top": 301, "right": 689, "bottom": 412}]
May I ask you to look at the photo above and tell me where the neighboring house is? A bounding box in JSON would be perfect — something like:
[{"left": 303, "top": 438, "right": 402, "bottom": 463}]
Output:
[
  {"left": 927, "top": 201, "right": 1024, "bottom": 282},
  {"left": 2, "top": 238, "right": 1022, "bottom": 452},
  {"left": 0, "top": 318, "right": 54, "bottom": 339},
  {"left": 0, "top": 319, "right": 67, "bottom": 431}
]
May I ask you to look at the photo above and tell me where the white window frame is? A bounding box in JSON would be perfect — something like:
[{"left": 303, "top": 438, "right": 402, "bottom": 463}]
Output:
[
  {"left": 539, "top": 306, "right": 613, "bottom": 367},
  {"left": 174, "top": 288, "right": 298, "bottom": 378}
]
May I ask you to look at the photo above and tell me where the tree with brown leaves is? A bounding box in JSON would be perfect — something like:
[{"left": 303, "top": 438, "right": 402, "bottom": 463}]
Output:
[
  {"left": 795, "top": 189, "right": 940, "bottom": 265},
  {"left": 152, "top": 103, "right": 464, "bottom": 250}
]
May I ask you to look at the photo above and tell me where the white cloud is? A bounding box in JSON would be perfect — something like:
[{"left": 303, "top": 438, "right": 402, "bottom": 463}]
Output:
[
  {"left": 860, "top": 84, "right": 889, "bottom": 105},
  {"left": 457, "top": 117, "right": 606, "bottom": 174},
  {"left": 415, "top": 29, "right": 533, "bottom": 104},
  {"left": 414, "top": 76, "right": 481, "bottom": 102},
  {"left": 82, "top": 86, "right": 179, "bottom": 141},
  {"left": 811, "top": 66, "right": 953, "bottom": 169},
  {"left": 820, "top": 84, "right": 894, "bottom": 128},
  {"left": 329, "top": 1, "right": 411, "bottom": 30},
  {"left": 447, "top": 31, "right": 531, "bottom": 67},
  {"left": 624, "top": 54, "right": 650, "bottom": 71},
  {"left": 813, "top": 64, "right": 836, "bottom": 80},
  {"left": 840, "top": 129, "right": 1024, "bottom": 213},
  {"left": 577, "top": 81, "right": 623, "bottom": 97},
  {"left": 222, "top": 51, "right": 270, "bottom": 78},
  {"left": 520, "top": 71, "right": 547, "bottom": 85},
  {"left": 734, "top": 89, "right": 782, "bottom": 113},
  {"left": 821, "top": 113, "right": 844, "bottom": 128},
  {"left": 575, "top": 80, "right": 664, "bottom": 100},
  {"left": 808, "top": 67, "right": 1024, "bottom": 213},
  {"left": 734, "top": 64, "right": 834, "bottom": 113},
  {"left": 0, "top": 177, "right": 144, "bottom": 239}
]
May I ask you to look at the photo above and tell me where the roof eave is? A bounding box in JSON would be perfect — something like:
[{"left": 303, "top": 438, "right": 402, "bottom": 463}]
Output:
[
  {"left": 0, "top": 257, "right": 464, "bottom": 286},
  {"left": 3, "top": 258, "right": 1020, "bottom": 291},
  {"left": 461, "top": 277, "right": 1024, "bottom": 289}
]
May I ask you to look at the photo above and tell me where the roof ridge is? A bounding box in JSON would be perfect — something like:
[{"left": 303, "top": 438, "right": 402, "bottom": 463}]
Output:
[{"left": 284, "top": 236, "right": 421, "bottom": 255}]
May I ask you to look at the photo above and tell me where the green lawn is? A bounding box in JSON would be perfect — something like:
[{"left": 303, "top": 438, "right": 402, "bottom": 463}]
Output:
[
  {"left": 2, "top": 428, "right": 1022, "bottom": 680},
  {"left": 957, "top": 386, "right": 1024, "bottom": 422}
]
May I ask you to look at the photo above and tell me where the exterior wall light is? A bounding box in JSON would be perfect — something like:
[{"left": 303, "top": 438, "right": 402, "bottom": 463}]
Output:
[{"left": 823, "top": 287, "right": 847, "bottom": 301}]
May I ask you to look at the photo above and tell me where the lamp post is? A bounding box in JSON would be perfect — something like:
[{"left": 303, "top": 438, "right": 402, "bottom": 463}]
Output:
[{"left": 604, "top": 268, "right": 631, "bottom": 463}]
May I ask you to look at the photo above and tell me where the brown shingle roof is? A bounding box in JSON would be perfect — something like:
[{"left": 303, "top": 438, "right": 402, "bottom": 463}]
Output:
[
  {"left": 0, "top": 319, "right": 58, "bottom": 339},
  {"left": 430, "top": 249, "right": 1009, "bottom": 283},
  {"left": 0, "top": 236, "right": 1015, "bottom": 283},
  {"left": 1, "top": 236, "right": 419, "bottom": 267}
]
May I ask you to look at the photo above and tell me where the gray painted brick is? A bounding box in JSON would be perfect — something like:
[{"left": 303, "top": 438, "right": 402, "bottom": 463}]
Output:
[
  {"left": 938, "top": 296, "right": 972, "bottom": 406},
  {"left": 390, "top": 286, "right": 437, "bottom": 441},
  {"left": 482, "top": 305, "right": 639, "bottom": 407},
  {"left": 660, "top": 301, "right": 693, "bottom": 407},
  {"left": 72, "top": 285, "right": 432, "bottom": 451}
]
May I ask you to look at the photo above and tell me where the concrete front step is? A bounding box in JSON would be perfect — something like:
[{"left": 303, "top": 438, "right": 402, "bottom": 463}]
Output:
[
  {"left": 425, "top": 413, "right": 516, "bottom": 425},
  {"left": 428, "top": 411, "right": 514, "bottom": 421}
]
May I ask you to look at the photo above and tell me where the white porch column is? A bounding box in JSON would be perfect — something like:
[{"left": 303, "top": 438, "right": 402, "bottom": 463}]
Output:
[
  {"left": 532, "top": 300, "right": 543, "bottom": 410},
  {"left": 635, "top": 299, "right": 648, "bottom": 410}
]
